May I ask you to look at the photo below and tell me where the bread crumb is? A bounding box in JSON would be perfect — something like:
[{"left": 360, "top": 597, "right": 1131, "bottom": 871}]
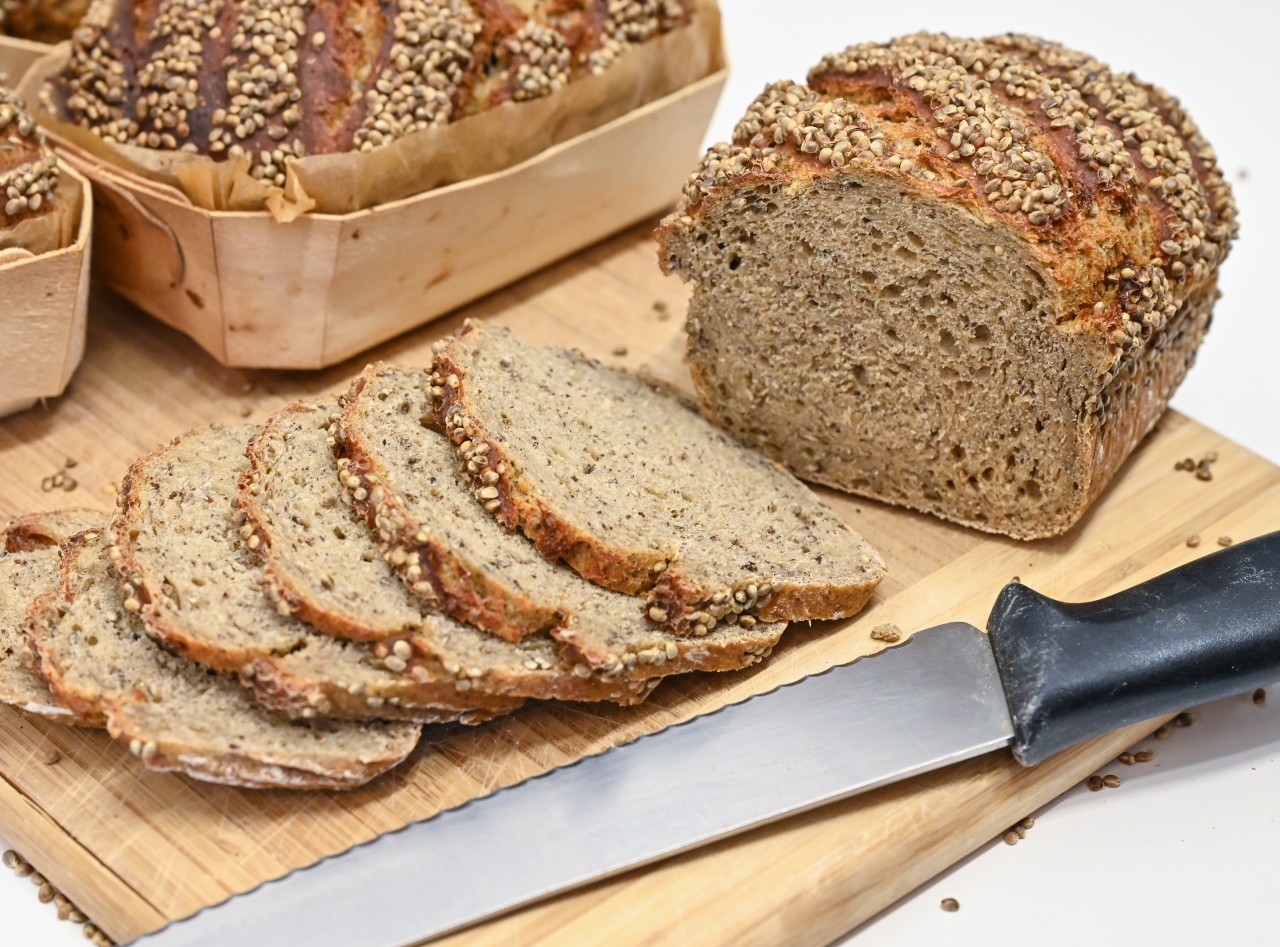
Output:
[
  {"left": 653, "top": 300, "right": 670, "bottom": 321},
  {"left": 870, "top": 623, "right": 901, "bottom": 643},
  {"left": 612, "top": 345, "right": 629, "bottom": 357},
  {"left": 940, "top": 898, "right": 960, "bottom": 912},
  {"left": 1186, "top": 534, "right": 1201, "bottom": 547}
]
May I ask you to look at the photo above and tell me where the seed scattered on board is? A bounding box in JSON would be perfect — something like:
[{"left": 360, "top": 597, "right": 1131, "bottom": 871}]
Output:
[
  {"left": 940, "top": 898, "right": 960, "bottom": 913},
  {"left": 1218, "top": 536, "right": 1233, "bottom": 547},
  {"left": 1174, "top": 451, "right": 1218, "bottom": 480},
  {"left": 1002, "top": 815, "right": 1035, "bottom": 845},
  {"left": 869, "top": 623, "right": 901, "bottom": 643},
  {"left": 1186, "top": 534, "right": 1201, "bottom": 548},
  {"left": 3, "top": 849, "right": 109, "bottom": 944}
]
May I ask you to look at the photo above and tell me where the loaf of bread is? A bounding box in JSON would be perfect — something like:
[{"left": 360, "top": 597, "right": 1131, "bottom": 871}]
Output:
[
  {"left": 0, "top": 82, "right": 62, "bottom": 255},
  {"left": 0, "top": 0, "right": 89, "bottom": 42},
  {"left": 53, "top": 0, "right": 695, "bottom": 191},
  {"left": 659, "top": 33, "right": 1238, "bottom": 540}
]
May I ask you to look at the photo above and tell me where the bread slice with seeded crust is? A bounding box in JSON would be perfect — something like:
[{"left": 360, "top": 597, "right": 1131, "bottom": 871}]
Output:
[
  {"left": 1, "top": 509, "right": 102, "bottom": 723},
  {"left": 28, "top": 529, "right": 420, "bottom": 790},
  {"left": 429, "top": 321, "right": 886, "bottom": 636},
  {"left": 239, "top": 399, "right": 657, "bottom": 706},
  {"left": 333, "top": 364, "right": 784, "bottom": 679},
  {"left": 110, "top": 422, "right": 516, "bottom": 723}
]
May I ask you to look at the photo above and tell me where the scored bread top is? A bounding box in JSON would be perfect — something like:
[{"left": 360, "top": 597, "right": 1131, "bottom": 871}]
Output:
[
  {"left": 429, "top": 322, "right": 885, "bottom": 635},
  {"left": 1, "top": 508, "right": 101, "bottom": 722},
  {"left": 29, "top": 528, "right": 421, "bottom": 791},
  {"left": 0, "top": 85, "right": 60, "bottom": 233},
  {"left": 240, "top": 398, "right": 661, "bottom": 706},
  {"left": 54, "top": 0, "right": 693, "bottom": 188},
  {"left": 110, "top": 422, "right": 518, "bottom": 723},
  {"left": 333, "top": 363, "right": 785, "bottom": 676},
  {"left": 661, "top": 32, "right": 1237, "bottom": 384}
]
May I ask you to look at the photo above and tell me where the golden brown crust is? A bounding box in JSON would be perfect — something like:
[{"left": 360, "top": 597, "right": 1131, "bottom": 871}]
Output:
[{"left": 662, "top": 32, "right": 1235, "bottom": 379}]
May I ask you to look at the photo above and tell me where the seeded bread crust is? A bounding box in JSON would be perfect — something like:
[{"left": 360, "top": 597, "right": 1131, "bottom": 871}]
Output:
[
  {"left": 0, "top": 0, "right": 89, "bottom": 43},
  {"left": 55, "top": 0, "right": 694, "bottom": 189},
  {"left": 0, "top": 83, "right": 60, "bottom": 235},
  {"left": 111, "top": 422, "right": 515, "bottom": 723},
  {"left": 1, "top": 509, "right": 101, "bottom": 723},
  {"left": 240, "top": 399, "right": 653, "bottom": 706},
  {"left": 657, "top": 33, "right": 1238, "bottom": 540},
  {"left": 334, "top": 363, "right": 785, "bottom": 677},
  {"left": 29, "top": 529, "right": 421, "bottom": 791},
  {"left": 429, "top": 322, "right": 885, "bottom": 636}
]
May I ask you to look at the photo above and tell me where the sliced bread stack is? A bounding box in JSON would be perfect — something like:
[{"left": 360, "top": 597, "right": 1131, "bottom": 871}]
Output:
[{"left": 0, "top": 322, "right": 885, "bottom": 791}]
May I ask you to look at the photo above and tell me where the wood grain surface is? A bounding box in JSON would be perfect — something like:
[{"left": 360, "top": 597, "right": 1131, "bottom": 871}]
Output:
[{"left": 0, "top": 221, "right": 1276, "bottom": 945}]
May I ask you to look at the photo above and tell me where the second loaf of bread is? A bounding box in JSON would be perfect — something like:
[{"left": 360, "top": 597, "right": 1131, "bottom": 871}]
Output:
[{"left": 659, "top": 33, "right": 1237, "bottom": 540}]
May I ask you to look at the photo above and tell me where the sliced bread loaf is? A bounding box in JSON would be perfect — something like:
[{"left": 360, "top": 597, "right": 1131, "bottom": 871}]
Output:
[
  {"left": 240, "top": 400, "right": 656, "bottom": 706},
  {"left": 110, "top": 422, "right": 516, "bottom": 724},
  {"left": 429, "top": 322, "right": 886, "bottom": 635},
  {"left": 1, "top": 509, "right": 100, "bottom": 723},
  {"left": 29, "top": 528, "right": 421, "bottom": 790},
  {"left": 333, "top": 364, "right": 785, "bottom": 676}
]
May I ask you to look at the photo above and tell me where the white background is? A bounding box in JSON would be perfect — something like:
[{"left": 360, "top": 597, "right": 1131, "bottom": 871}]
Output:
[{"left": 4, "top": 1, "right": 1279, "bottom": 944}]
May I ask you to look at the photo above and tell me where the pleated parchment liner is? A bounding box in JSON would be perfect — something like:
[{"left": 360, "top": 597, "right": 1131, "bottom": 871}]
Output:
[
  {"left": 16, "top": 2, "right": 726, "bottom": 370},
  {"left": 0, "top": 161, "right": 92, "bottom": 420}
]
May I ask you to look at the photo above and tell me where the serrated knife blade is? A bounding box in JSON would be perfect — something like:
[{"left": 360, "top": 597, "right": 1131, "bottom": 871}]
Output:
[{"left": 129, "top": 533, "right": 1280, "bottom": 947}]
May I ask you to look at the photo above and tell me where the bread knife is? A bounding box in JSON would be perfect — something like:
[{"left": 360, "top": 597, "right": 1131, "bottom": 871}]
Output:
[{"left": 129, "top": 531, "right": 1280, "bottom": 947}]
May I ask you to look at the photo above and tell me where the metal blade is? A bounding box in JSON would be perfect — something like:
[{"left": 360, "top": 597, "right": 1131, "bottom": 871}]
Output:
[{"left": 130, "top": 622, "right": 1013, "bottom": 947}]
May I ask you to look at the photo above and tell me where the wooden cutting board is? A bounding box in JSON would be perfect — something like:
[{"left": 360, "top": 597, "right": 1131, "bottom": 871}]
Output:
[{"left": 1, "top": 221, "right": 1276, "bottom": 946}]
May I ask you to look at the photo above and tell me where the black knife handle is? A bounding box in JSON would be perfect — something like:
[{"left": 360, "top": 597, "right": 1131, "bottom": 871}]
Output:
[{"left": 987, "top": 531, "right": 1280, "bottom": 766}]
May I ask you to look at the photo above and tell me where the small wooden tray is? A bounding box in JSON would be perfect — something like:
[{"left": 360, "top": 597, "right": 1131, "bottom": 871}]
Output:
[
  {"left": 0, "top": 164, "right": 92, "bottom": 419},
  {"left": 24, "top": 41, "right": 727, "bottom": 370},
  {"left": 0, "top": 34, "right": 51, "bottom": 87}
]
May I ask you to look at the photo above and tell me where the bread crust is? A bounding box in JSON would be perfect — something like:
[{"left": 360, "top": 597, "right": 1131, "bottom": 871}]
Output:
[
  {"left": 430, "top": 322, "right": 884, "bottom": 635},
  {"left": 333, "top": 367, "right": 564, "bottom": 642},
  {"left": 2, "top": 509, "right": 103, "bottom": 724},
  {"left": 54, "top": 0, "right": 695, "bottom": 187},
  {"left": 658, "top": 33, "right": 1238, "bottom": 540},
  {"left": 37, "top": 529, "right": 419, "bottom": 791},
  {"left": 110, "top": 424, "right": 516, "bottom": 723}
]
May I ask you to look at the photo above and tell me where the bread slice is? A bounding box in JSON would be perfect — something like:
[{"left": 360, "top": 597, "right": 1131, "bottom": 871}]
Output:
[
  {"left": 110, "top": 422, "right": 515, "bottom": 723},
  {"left": 240, "top": 399, "right": 658, "bottom": 705},
  {"left": 333, "top": 363, "right": 784, "bottom": 675},
  {"left": 1, "top": 509, "right": 101, "bottom": 723},
  {"left": 429, "top": 322, "right": 885, "bottom": 635},
  {"left": 28, "top": 528, "right": 421, "bottom": 790}
]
